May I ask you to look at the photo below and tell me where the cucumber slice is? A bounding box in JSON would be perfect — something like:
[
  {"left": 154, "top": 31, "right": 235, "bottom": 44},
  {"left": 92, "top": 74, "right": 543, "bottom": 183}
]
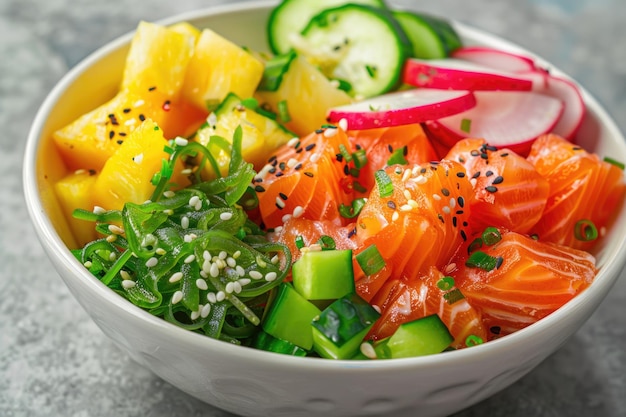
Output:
[
  {"left": 393, "top": 11, "right": 462, "bottom": 59},
  {"left": 300, "top": 4, "right": 413, "bottom": 98},
  {"left": 292, "top": 249, "right": 355, "bottom": 301},
  {"left": 374, "top": 314, "right": 454, "bottom": 359},
  {"left": 252, "top": 330, "right": 309, "bottom": 356},
  {"left": 267, "top": 0, "right": 386, "bottom": 55}
]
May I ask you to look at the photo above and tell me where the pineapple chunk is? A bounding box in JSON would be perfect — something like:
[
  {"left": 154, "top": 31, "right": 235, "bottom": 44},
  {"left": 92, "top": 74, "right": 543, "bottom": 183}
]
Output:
[
  {"left": 122, "top": 21, "right": 195, "bottom": 98},
  {"left": 168, "top": 21, "right": 201, "bottom": 42},
  {"left": 182, "top": 28, "right": 265, "bottom": 110},
  {"left": 195, "top": 94, "right": 295, "bottom": 177},
  {"left": 55, "top": 169, "right": 99, "bottom": 247},
  {"left": 93, "top": 119, "right": 190, "bottom": 211},
  {"left": 255, "top": 55, "right": 352, "bottom": 136}
]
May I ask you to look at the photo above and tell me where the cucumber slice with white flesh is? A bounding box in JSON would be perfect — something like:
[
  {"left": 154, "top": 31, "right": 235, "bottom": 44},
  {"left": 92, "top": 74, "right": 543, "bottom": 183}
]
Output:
[
  {"left": 267, "top": 0, "right": 386, "bottom": 55},
  {"left": 299, "top": 4, "right": 413, "bottom": 98},
  {"left": 393, "top": 10, "right": 462, "bottom": 59}
]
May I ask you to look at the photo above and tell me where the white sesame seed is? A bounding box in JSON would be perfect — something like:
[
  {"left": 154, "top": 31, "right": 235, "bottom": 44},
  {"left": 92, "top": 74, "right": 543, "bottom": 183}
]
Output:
[
  {"left": 232, "top": 250, "right": 241, "bottom": 259},
  {"left": 122, "top": 280, "right": 136, "bottom": 289},
  {"left": 120, "top": 270, "right": 132, "bottom": 280},
  {"left": 442, "top": 206, "right": 451, "bottom": 214},
  {"left": 391, "top": 211, "right": 400, "bottom": 222},
  {"left": 402, "top": 169, "right": 411, "bottom": 182},
  {"left": 202, "top": 259, "right": 212, "bottom": 273},
  {"left": 274, "top": 226, "right": 283, "bottom": 233},
  {"left": 175, "top": 136, "right": 189, "bottom": 147},
  {"left": 271, "top": 255, "right": 279, "bottom": 264},
  {"left": 133, "top": 153, "right": 144, "bottom": 164},
  {"left": 233, "top": 281, "right": 242, "bottom": 294},
  {"left": 169, "top": 272, "right": 183, "bottom": 283},
  {"left": 180, "top": 168, "right": 193, "bottom": 175},
  {"left": 287, "top": 137, "right": 299, "bottom": 147},
  {"left": 443, "top": 263, "right": 457, "bottom": 274},
  {"left": 226, "top": 257, "right": 237, "bottom": 268},
  {"left": 163, "top": 209, "right": 174, "bottom": 215},
  {"left": 93, "top": 206, "right": 106, "bottom": 215},
  {"left": 432, "top": 194, "right": 442, "bottom": 201},
  {"left": 236, "top": 265, "right": 245, "bottom": 277},
  {"left": 219, "top": 251, "right": 228, "bottom": 260},
  {"left": 215, "top": 258, "right": 226, "bottom": 269},
  {"left": 134, "top": 99, "right": 145, "bottom": 107},
  {"left": 207, "top": 112, "right": 217, "bottom": 127},
  {"left": 400, "top": 204, "right": 413, "bottom": 212},
  {"left": 265, "top": 272, "right": 278, "bottom": 282},
  {"left": 414, "top": 175, "right": 427, "bottom": 185},
  {"left": 210, "top": 263, "right": 220, "bottom": 278},
  {"left": 194, "top": 200, "right": 202, "bottom": 211},
  {"left": 254, "top": 164, "right": 273, "bottom": 181},
  {"left": 449, "top": 197, "right": 456, "bottom": 208},
  {"left": 309, "top": 153, "right": 321, "bottom": 163},
  {"left": 293, "top": 206, "right": 304, "bottom": 218},
  {"left": 360, "top": 342, "right": 377, "bottom": 359},
  {"left": 470, "top": 178, "right": 477, "bottom": 187},
  {"left": 75, "top": 169, "right": 86, "bottom": 175},
  {"left": 411, "top": 166, "right": 421, "bottom": 176},
  {"left": 181, "top": 216, "right": 189, "bottom": 229},
  {"left": 407, "top": 199, "right": 419, "bottom": 209},
  {"left": 124, "top": 119, "right": 137, "bottom": 127},
  {"left": 203, "top": 250, "right": 212, "bottom": 260},
  {"left": 106, "top": 234, "right": 117, "bottom": 243},
  {"left": 83, "top": 261, "right": 92, "bottom": 268},
  {"left": 282, "top": 214, "right": 292, "bottom": 223},
  {"left": 184, "top": 234, "right": 194, "bottom": 243},
  {"left": 275, "top": 197, "right": 286, "bottom": 209},
  {"left": 287, "top": 158, "right": 299, "bottom": 168},
  {"left": 189, "top": 195, "right": 200, "bottom": 207},
  {"left": 207, "top": 292, "right": 217, "bottom": 304},
  {"left": 155, "top": 247, "right": 167, "bottom": 255},
  {"left": 199, "top": 270, "right": 208, "bottom": 278},
  {"left": 324, "top": 127, "right": 338, "bottom": 137},
  {"left": 108, "top": 224, "right": 125, "bottom": 235},
  {"left": 201, "top": 304, "right": 212, "bottom": 318},
  {"left": 249, "top": 270, "right": 263, "bottom": 280},
  {"left": 190, "top": 310, "right": 200, "bottom": 321},
  {"left": 163, "top": 190, "right": 176, "bottom": 198},
  {"left": 238, "top": 278, "right": 251, "bottom": 286},
  {"left": 372, "top": 304, "right": 381, "bottom": 314},
  {"left": 172, "top": 291, "right": 183, "bottom": 304},
  {"left": 339, "top": 118, "right": 348, "bottom": 131},
  {"left": 225, "top": 282, "right": 235, "bottom": 294},
  {"left": 184, "top": 254, "right": 196, "bottom": 264},
  {"left": 216, "top": 291, "right": 226, "bottom": 302},
  {"left": 196, "top": 278, "right": 208, "bottom": 290},
  {"left": 403, "top": 190, "right": 412, "bottom": 200},
  {"left": 220, "top": 212, "right": 233, "bottom": 221},
  {"left": 145, "top": 257, "right": 158, "bottom": 268}
]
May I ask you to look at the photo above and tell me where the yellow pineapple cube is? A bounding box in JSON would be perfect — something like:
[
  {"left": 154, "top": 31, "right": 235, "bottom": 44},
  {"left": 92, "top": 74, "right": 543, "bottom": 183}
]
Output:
[
  {"left": 93, "top": 119, "right": 190, "bottom": 211},
  {"left": 182, "top": 28, "right": 265, "bottom": 110},
  {"left": 55, "top": 169, "right": 99, "bottom": 247},
  {"left": 255, "top": 55, "right": 352, "bottom": 136}
]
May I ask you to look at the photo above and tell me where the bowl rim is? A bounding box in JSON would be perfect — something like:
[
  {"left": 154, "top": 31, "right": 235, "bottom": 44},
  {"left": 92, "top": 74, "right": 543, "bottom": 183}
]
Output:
[{"left": 23, "top": 0, "right": 626, "bottom": 372}]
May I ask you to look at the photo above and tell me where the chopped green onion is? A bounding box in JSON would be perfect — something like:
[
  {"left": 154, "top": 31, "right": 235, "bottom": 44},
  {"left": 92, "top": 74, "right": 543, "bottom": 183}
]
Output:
[
  {"left": 339, "top": 144, "right": 353, "bottom": 163},
  {"left": 465, "top": 251, "right": 502, "bottom": 271},
  {"left": 443, "top": 288, "right": 465, "bottom": 305},
  {"left": 574, "top": 219, "right": 598, "bottom": 241},
  {"left": 465, "top": 334, "right": 484, "bottom": 347},
  {"left": 333, "top": 78, "right": 352, "bottom": 93},
  {"left": 604, "top": 156, "right": 625, "bottom": 170},
  {"left": 277, "top": 100, "right": 291, "bottom": 122},
  {"left": 374, "top": 170, "right": 394, "bottom": 197},
  {"left": 436, "top": 276, "right": 455, "bottom": 291},
  {"left": 386, "top": 147, "right": 408, "bottom": 166},
  {"left": 481, "top": 227, "right": 502, "bottom": 246},
  {"left": 295, "top": 235, "right": 305, "bottom": 250},
  {"left": 352, "top": 181, "right": 367, "bottom": 194},
  {"left": 356, "top": 244, "right": 385, "bottom": 276},
  {"left": 351, "top": 149, "right": 368, "bottom": 169},
  {"left": 317, "top": 235, "right": 336, "bottom": 250},
  {"left": 339, "top": 198, "right": 366, "bottom": 219},
  {"left": 460, "top": 118, "right": 472, "bottom": 133},
  {"left": 240, "top": 97, "right": 259, "bottom": 109},
  {"left": 467, "top": 237, "right": 483, "bottom": 254}
]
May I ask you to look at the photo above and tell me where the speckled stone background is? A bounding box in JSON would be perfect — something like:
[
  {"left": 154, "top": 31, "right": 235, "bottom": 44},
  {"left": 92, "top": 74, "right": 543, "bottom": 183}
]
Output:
[{"left": 1, "top": 0, "right": 625, "bottom": 416}]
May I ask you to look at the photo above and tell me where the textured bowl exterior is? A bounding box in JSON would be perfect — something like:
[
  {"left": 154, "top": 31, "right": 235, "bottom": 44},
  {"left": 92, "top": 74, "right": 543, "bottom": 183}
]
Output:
[{"left": 23, "top": 2, "right": 626, "bottom": 416}]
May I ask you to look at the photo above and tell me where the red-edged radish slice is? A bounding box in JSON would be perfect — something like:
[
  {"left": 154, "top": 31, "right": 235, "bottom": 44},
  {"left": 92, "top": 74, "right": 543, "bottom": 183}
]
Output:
[
  {"left": 537, "top": 75, "right": 585, "bottom": 140},
  {"left": 326, "top": 89, "right": 477, "bottom": 130},
  {"left": 451, "top": 46, "right": 540, "bottom": 73},
  {"left": 403, "top": 58, "right": 534, "bottom": 91},
  {"left": 426, "top": 91, "right": 564, "bottom": 155}
]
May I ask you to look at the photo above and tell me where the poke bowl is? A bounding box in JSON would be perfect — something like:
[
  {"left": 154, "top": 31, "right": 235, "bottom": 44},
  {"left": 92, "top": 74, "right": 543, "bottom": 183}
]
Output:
[{"left": 23, "top": 1, "right": 626, "bottom": 417}]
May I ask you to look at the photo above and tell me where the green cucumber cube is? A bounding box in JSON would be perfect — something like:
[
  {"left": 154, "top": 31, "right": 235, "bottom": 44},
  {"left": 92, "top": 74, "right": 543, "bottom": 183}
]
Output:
[
  {"left": 292, "top": 249, "right": 355, "bottom": 300},
  {"left": 252, "top": 330, "right": 308, "bottom": 357},
  {"left": 262, "top": 283, "right": 321, "bottom": 350},
  {"left": 374, "top": 314, "right": 453, "bottom": 359},
  {"left": 311, "top": 292, "right": 380, "bottom": 359}
]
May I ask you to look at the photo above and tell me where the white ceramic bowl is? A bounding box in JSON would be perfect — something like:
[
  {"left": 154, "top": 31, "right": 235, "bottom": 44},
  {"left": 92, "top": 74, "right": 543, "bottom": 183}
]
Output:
[{"left": 23, "top": 2, "right": 626, "bottom": 416}]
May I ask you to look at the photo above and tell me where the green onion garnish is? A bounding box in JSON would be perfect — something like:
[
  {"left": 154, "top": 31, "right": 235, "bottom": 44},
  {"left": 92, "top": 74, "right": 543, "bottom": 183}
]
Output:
[
  {"left": 277, "top": 99, "right": 291, "bottom": 122},
  {"left": 604, "top": 156, "right": 625, "bottom": 170},
  {"left": 339, "top": 144, "right": 353, "bottom": 163},
  {"left": 295, "top": 235, "right": 305, "bottom": 250},
  {"left": 240, "top": 97, "right": 259, "bottom": 109},
  {"left": 465, "top": 334, "right": 484, "bottom": 347},
  {"left": 436, "top": 276, "right": 455, "bottom": 291},
  {"left": 574, "top": 219, "right": 598, "bottom": 241},
  {"left": 351, "top": 149, "right": 368, "bottom": 169},
  {"left": 465, "top": 251, "right": 502, "bottom": 271},
  {"left": 481, "top": 227, "right": 502, "bottom": 246},
  {"left": 374, "top": 170, "right": 394, "bottom": 198},
  {"left": 339, "top": 198, "right": 366, "bottom": 219},
  {"left": 317, "top": 235, "right": 336, "bottom": 250},
  {"left": 356, "top": 244, "right": 385, "bottom": 276},
  {"left": 386, "top": 147, "right": 408, "bottom": 166},
  {"left": 443, "top": 288, "right": 465, "bottom": 305}
]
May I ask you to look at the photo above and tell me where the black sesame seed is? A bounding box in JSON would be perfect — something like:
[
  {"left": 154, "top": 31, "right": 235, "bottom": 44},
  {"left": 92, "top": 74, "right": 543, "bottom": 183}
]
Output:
[
  {"left": 268, "top": 155, "right": 277, "bottom": 163},
  {"left": 490, "top": 326, "right": 501, "bottom": 335},
  {"left": 470, "top": 150, "right": 480, "bottom": 157},
  {"left": 460, "top": 230, "right": 467, "bottom": 241},
  {"left": 480, "top": 153, "right": 488, "bottom": 160},
  {"left": 355, "top": 144, "right": 362, "bottom": 150},
  {"left": 348, "top": 227, "right": 357, "bottom": 238},
  {"left": 500, "top": 152, "right": 509, "bottom": 157},
  {"left": 315, "top": 129, "right": 324, "bottom": 134},
  {"left": 279, "top": 162, "right": 286, "bottom": 171},
  {"left": 456, "top": 210, "right": 464, "bottom": 215},
  {"left": 254, "top": 185, "right": 266, "bottom": 193},
  {"left": 495, "top": 256, "right": 504, "bottom": 269},
  {"left": 472, "top": 171, "right": 480, "bottom": 179},
  {"left": 279, "top": 192, "right": 288, "bottom": 200},
  {"left": 456, "top": 171, "right": 465, "bottom": 178},
  {"left": 109, "top": 131, "right": 115, "bottom": 139},
  {"left": 485, "top": 145, "right": 498, "bottom": 152},
  {"left": 275, "top": 172, "right": 284, "bottom": 177},
  {"left": 119, "top": 132, "right": 127, "bottom": 137},
  {"left": 123, "top": 108, "right": 131, "bottom": 113},
  {"left": 463, "top": 221, "right": 468, "bottom": 227},
  {"left": 304, "top": 172, "right": 314, "bottom": 177},
  {"left": 485, "top": 185, "right": 498, "bottom": 193},
  {"left": 88, "top": 169, "right": 96, "bottom": 176},
  {"left": 420, "top": 167, "right": 427, "bottom": 174},
  {"left": 485, "top": 170, "right": 494, "bottom": 177},
  {"left": 294, "top": 163, "right": 303, "bottom": 170},
  {"left": 403, "top": 145, "right": 408, "bottom": 156},
  {"left": 387, "top": 144, "right": 394, "bottom": 153},
  {"left": 294, "top": 141, "right": 301, "bottom": 149},
  {"left": 387, "top": 201, "right": 397, "bottom": 210},
  {"left": 441, "top": 188, "right": 450, "bottom": 197},
  {"left": 139, "top": 114, "right": 146, "bottom": 121},
  {"left": 457, "top": 196, "right": 465, "bottom": 208},
  {"left": 492, "top": 176, "right": 504, "bottom": 185},
  {"left": 452, "top": 216, "right": 457, "bottom": 227},
  {"left": 336, "top": 153, "right": 344, "bottom": 162},
  {"left": 305, "top": 143, "right": 316, "bottom": 152},
  {"left": 148, "top": 86, "right": 157, "bottom": 91},
  {"left": 296, "top": 147, "right": 303, "bottom": 154},
  {"left": 438, "top": 214, "right": 445, "bottom": 223},
  {"left": 269, "top": 167, "right": 277, "bottom": 174},
  {"left": 116, "top": 140, "right": 124, "bottom": 145},
  {"left": 343, "top": 165, "right": 350, "bottom": 175}
]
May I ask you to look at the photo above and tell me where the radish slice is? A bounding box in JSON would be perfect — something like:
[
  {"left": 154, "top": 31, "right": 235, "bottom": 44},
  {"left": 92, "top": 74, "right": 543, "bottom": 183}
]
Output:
[
  {"left": 403, "top": 58, "right": 534, "bottom": 91},
  {"left": 426, "top": 91, "right": 564, "bottom": 155},
  {"left": 537, "top": 75, "right": 585, "bottom": 140},
  {"left": 451, "top": 46, "right": 539, "bottom": 73},
  {"left": 326, "top": 89, "right": 477, "bottom": 130}
]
